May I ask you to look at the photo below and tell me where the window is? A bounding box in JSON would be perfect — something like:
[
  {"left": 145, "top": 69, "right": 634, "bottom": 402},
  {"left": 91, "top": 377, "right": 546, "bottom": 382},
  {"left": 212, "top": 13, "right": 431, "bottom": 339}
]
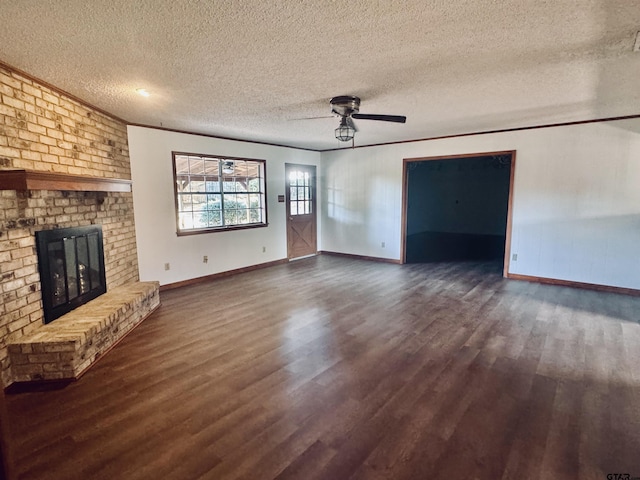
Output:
[
  {"left": 172, "top": 152, "right": 267, "bottom": 235},
  {"left": 288, "top": 169, "right": 312, "bottom": 215}
]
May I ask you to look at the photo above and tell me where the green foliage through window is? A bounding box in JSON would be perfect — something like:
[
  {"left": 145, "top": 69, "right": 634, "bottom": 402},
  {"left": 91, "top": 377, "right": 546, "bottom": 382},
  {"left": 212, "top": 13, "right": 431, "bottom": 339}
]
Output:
[{"left": 173, "top": 153, "right": 267, "bottom": 234}]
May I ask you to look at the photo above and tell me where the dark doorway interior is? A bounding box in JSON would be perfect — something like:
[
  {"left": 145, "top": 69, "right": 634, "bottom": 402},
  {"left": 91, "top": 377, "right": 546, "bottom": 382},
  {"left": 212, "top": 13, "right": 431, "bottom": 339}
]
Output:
[{"left": 405, "top": 154, "right": 512, "bottom": 264}]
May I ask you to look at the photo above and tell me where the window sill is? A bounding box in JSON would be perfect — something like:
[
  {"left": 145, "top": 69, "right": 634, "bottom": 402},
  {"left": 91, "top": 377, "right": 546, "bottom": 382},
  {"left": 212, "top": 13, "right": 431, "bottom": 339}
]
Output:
[{"left": 176, "top": 222, "right": 268, "bottom": 236}]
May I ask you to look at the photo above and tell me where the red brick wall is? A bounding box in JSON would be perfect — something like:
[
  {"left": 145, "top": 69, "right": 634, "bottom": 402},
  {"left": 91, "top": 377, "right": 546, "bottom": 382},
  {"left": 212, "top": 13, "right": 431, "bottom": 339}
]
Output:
[{"left": 0, "top": 64, "right": 139, "bottom": 386}]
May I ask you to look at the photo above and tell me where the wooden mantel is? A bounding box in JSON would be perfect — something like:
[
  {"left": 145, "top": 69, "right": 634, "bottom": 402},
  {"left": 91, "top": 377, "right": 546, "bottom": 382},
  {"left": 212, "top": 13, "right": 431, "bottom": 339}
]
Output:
[{"left": 0, "top": 169, "right": 132, "bottom": 193}]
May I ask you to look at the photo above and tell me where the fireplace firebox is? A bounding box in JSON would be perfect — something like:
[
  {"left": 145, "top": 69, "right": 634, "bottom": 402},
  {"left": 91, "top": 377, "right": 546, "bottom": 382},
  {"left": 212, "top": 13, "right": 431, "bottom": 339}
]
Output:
[{"left": 35, "top": 225, "right": 107, "bottom": 324}]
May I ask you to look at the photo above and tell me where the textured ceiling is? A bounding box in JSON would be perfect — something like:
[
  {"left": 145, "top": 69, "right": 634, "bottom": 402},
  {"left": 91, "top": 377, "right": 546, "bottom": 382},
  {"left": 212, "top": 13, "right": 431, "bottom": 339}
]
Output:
[{"left": 1, "top": 0, "right": 639, "bottom": 150}]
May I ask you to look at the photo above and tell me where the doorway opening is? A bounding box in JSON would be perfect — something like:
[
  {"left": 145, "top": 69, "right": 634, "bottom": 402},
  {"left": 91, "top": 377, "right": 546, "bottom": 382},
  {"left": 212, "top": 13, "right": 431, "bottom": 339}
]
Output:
[
  {"left": 401, "top": 151, "right": 515, "bottom": 275},
  {"left": 285, "top": 163, "right": 317, "bottom": 259}
]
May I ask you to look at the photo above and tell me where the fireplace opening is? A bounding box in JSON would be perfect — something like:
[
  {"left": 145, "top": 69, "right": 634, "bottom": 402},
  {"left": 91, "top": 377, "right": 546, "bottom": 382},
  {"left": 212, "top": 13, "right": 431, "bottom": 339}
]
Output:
[{"left": 35, "top": 225, "right": 107, "bottom": 324}]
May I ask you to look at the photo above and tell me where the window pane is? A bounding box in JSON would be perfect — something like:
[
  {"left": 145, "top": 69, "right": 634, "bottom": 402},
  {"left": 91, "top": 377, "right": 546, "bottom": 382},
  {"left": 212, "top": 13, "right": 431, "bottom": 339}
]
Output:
[
  {"left": 236, "top": 209, "right": 249, "bottom": 224},
  {"left": 290, "top": 202, "right": 298, "bottom": 215},
  {"left": 243, "top": 162, "right": 257, "bottom": 177},
  {"left": 205, "top": 180, "right": 220, "bottom": 192},
  {"left": 248, "top": 178, "right": 260, "bottom": 192},
  {"left": 223, "top": 181, "right": 236, "bottom": 192},
  {"left": 192, "top": 194, "right": 207, "bottom": 212},
  {"left": 235, "top": 180, "right": 248, "bottom": 192},
  {"left": 192, "top": 212, "right": 207, "bottom": 228},
  {"left": 235, "top": 194, "right": 249, "bottom": 209},
  {"left": 175, "top": 176, "right": 189, "bottom": 191},
  {"left": 207, "top": 194, "right": 221, "bottom": 209},
  {"left": 174, "top": 156, "right": 190, "bottom": 175},
  {"left": 181, "top": 180, "right": 193, "bottom": 193},
  {"left": 289, "top": 172, "right": 297, "bottom": 186},
  {"left": 305, "top": 201, "right": 311, "bottom": 214},
  {"left": 248, "top": 194, "right": 261, "bottom": 209},
  {"left": 224, "top": 209, "right": 238, "bottom": 226},
  {"left": 177, "top": 194, "right": 193, "bottom": 211},
  {"left": 249, "top": 208, "right": 262, "bottom": 223},
  {"left": 191, "top": 181, "right": 206, "bottom": 194},
  {"left": 291, "top": 186, "right": 297, "bottom": 201},
  {"left": 179, "top": 211, "right": 194, "bottom": 229},
  {"left": 231, "top": 160, "right": 245, "bottom": 176},
  {"left": 189, "top": 158, "right": 204, "bottom": 175},
  {"left": 224, "top": 193, "right": 236, "bottom": 210},
  {"left": 203, "top": 159, "right": 220, "bottom": 175},
  {"left": 207, "top": 210, "right": 222, "bottom": 227},
  {"left": 298, "top": 187, "right": 305, "bottom": 201}
]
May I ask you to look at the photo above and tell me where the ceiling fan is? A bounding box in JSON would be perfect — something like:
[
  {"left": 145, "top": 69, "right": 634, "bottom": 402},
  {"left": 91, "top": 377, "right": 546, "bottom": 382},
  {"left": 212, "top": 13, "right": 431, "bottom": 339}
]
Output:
[{"left": 329, "top": 95, "right": 406, "bottom": 143}]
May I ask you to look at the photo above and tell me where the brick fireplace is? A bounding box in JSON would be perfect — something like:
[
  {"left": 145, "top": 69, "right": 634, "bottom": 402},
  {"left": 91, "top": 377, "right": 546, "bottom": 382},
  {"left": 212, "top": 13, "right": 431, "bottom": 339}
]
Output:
[{"left": 0, "top": 63, "right": 141, "bottom": 387}]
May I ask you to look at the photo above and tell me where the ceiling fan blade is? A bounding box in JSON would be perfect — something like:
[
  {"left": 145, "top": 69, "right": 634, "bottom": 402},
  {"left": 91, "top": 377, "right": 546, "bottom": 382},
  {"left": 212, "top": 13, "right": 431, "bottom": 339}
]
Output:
[
  {"left": 352, "top": 113, "right": 406, "bottom": 123},
  {"left": 346, "top": 116, "right": 358, "bottom": 132},
  {"left": 289, "top": 115, "right": 335, "bottom": 120}
]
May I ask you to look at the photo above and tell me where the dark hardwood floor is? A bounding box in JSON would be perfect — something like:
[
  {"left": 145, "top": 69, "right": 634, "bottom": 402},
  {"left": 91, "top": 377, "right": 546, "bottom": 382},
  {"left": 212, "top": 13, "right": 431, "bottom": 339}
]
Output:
[{"left": 5, "top": 255, "right": 640, "bottom": 480}]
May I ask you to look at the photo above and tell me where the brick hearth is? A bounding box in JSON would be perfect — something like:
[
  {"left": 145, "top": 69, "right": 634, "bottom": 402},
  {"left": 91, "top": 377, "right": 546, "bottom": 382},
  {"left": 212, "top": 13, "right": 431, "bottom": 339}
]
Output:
[{"left": 7, "top": 281, "right": 159, "bottom": 382}]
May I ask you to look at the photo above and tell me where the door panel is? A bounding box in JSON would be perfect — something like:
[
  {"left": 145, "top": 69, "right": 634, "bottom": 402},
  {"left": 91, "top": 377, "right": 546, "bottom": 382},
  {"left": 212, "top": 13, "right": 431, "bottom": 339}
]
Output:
[{"left": 286, "top": 164, "right": 317, "bottom": 259}]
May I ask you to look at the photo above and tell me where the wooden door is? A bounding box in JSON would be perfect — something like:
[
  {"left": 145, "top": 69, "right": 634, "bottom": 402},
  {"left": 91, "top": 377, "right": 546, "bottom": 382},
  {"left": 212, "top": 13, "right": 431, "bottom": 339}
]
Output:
[{"left": 286, "top": 164, "right": 317, "bottom": 259}]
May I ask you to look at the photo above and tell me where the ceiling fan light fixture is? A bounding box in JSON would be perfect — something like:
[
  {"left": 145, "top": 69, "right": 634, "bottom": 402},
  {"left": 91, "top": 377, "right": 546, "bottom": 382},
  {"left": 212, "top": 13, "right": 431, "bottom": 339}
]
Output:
[
  {"left": 335, "top": 117, "right": 355, "bottom": 142},
  {"left": 222, "top": 161, "right": 234, "bottom": 174}
]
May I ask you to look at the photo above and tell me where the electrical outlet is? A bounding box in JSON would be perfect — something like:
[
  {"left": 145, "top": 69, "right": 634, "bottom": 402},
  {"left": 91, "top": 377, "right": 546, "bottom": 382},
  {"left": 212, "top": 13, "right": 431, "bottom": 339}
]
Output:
[
  {"left": 381, "top": 242, "right": 385, "bottom": 248},
  {"left": 164, "top": 262, "right": 170, "bottom": 271},
  {"left": 512, "top": 253, "right": 518, "bottom": 261},
  {"left": 203, "top": 255, "right": 208, "bottom": 264},
  {"left": 262, "top": 246, "right": 266, "bottom": 253}
]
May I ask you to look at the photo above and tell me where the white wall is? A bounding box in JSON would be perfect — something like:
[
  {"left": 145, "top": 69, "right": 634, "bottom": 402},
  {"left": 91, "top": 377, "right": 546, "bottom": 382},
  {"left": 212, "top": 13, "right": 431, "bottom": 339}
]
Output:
[
  {"left": 128, "top": 126, "right": 321, "bottom": 285},
  {"left": 320, "top": 119, "right": 640, "bottom": 290},
  {"left": 128, "top": 120, "right": 640, "bottom": 290}
]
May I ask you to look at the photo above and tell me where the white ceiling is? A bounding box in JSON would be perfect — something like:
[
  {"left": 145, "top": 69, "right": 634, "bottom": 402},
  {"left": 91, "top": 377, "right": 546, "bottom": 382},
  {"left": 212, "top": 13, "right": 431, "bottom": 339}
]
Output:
[{"left": 1, "top": 0, "right": 639, "bottom": 151}]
